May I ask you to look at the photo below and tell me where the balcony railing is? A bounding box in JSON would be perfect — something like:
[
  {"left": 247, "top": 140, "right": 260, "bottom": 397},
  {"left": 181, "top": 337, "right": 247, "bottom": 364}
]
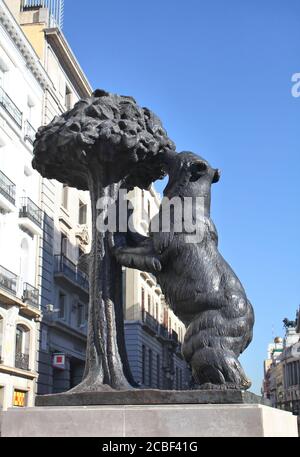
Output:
[
  {"left": 158, "top": 324, "right": 169, "bottom": 339},
  {"left": 24, "top": 120, "right": 36, "bottom": 145},
  {"left": 0, "top": 170, "right": 16, "bottom": 205},
  {"left": 0, "top": 86, "right": 22, "bottom": 129},
  {"left": 142, "top": 310, "right": 159, "bottom": 334},
  {"left": 158, "top": 325, "right": 179, "bottom": 345},
  {"left": 0, "top": 265, "right": 17, "bottom": 295},
  {"left": 21, "top": 0, "right": 64, "bottom": 29},
  {"left": 23, "top": 283, "right": 39, "bottom": 308},
  {"left": 15, "top": 352, "right": 29, "bottom": 371},
  {"left": 19, "top": 197, "right": 43, "bottom": 228},
  {"left": 169, "top": 330, "right": 179, "bottom": 344},
  {"left": 54, "top": 255, "right": 89, "bottom": 292}
]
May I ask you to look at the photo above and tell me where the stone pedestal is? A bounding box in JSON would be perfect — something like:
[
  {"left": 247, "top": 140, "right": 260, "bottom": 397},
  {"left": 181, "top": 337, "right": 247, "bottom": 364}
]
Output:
[
  {"left": 1, "top": 404, "right": 298, "bottom": 437},
  {"left": 35, "top": 388, "right": 261, "bottom": 407}
]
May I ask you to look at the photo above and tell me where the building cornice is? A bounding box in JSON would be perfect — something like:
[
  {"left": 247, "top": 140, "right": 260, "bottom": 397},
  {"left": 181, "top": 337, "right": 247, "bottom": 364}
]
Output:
[
  {"left": 0, "top": 364, "right": 38, "bottom": 380},
  {"left": 0, "top": 0, "right": 51, "bottom": 89},
  {"left": 45, "top": 27, "right": 92, "bottom": 98},
  {"left": 48, "top": 318, "right": 87, "bottom": 342}
]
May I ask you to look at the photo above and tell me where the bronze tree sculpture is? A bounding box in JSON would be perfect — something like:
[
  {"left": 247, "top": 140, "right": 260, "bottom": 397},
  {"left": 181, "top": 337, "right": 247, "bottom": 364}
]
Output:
[
  {"left": 34, "top": 89, "right": 254, "bottom": 393},
  {"left": 33, "top": 89, "right": 175, "bottom": 392}
]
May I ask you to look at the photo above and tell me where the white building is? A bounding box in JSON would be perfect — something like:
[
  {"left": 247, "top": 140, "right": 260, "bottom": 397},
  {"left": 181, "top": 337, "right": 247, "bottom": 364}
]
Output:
[
  {"left": 4, "top": 0, "right": 92, "bottom": 395},
  {"left": 0, "top": 0, "right": 50, "bottom": 409},
  {"left": 262, "top": 310, "right": 300, "bottom": 421}
]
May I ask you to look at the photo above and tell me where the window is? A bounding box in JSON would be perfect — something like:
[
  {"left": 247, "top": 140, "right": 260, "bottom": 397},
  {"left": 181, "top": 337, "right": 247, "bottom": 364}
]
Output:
[
  {"left": 142, "top": 345, "right": 146, "bottom": 385},
  {"left": 15, "top": 325, "right": 30, "bottom": 371},
  {"left": 65, "top": 86, "right": 72, "bottom": 110},
  {"left": 79, "top": 200, "right": 87, "bottom": 225},
  {"left": 0, "top": 316, "right": 3, "bottom": 361},
  {"left": 77, "top": 304, "right": 85, "bottom": 328},
  {"left": 148, "top": 200, "right": 151, "bottom": 221},
  {"left": 61, "top": 233, "right": 68, "bottom": 256},
  {"left": 15, "top": 327, "right": 22, "bottom": 354},
  {"left": 141, "top": 288, "right": 145, "bottom": 312},
  {"left": 62, "top": 184, "right": 68, "bottom": 209},
  {"left": 157, "top": 354, "right": 160, "bottom": 389},
  {"left": 27, "top": 95, "right": 35, "bottom": 122},
  {"left": 20, "top": 238, "right": 30, "bottom": 285},
  {"left": 0, "top": 58, "right": 8, "bottom": 88},
  {"left": 148, "top": 295, "right": 151, "bottom": 314},
  {"left": 78, "top": 247, "right": 85, "bottom": 260},
  {"left": 141, "top": 190, "right": 144, "bottom": 214},
  {"left": 148, "top": 349, "right": 152, "bottom": 387},
  {"left": 58, "top": 292, "right": 66, "bottom": 319}
]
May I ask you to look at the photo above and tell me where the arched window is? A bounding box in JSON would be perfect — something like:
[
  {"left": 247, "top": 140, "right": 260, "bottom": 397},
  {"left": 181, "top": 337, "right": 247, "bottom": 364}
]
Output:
[
  {"left": 0, "top": 315, "right": 3, "bottom": 361},
  {"left": 15, "top": 324, "right": 30, "bottom": 371}
]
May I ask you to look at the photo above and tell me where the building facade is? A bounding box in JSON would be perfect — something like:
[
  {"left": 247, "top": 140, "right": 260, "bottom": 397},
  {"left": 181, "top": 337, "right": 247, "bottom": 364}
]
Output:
[
  {"left": 5, "top": 0, "right": 93, "bottom": 395},
  {"left": 262, "top": 309, "right": 300, "bottom": 419},
  {"left": 0, "top": 0, "right": 49, "bottom": 409}
]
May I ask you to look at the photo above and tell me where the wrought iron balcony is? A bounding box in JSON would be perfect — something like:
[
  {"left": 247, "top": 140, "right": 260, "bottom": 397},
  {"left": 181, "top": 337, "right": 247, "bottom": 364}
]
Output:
[
  {"left": 170, "top": 330, "right": 179, "bottom": 344},
  {"left": 19, "top": 197, "right": 43, "bottom": 229},
  {"left": 142, "top": 310, "right": 159, "bottom": 335},
  {"left": 0, "top": 86, "right": 22, "bottom": 129},
  {"left": 158, "top": 325, "right": 179, "bottom": 346},
  {"left": 23, "top": 283, "right": 39, "bottom": 308},
  {"left": 54, "top": 255, "right": 89, "bottom": 292},
  {"left": 24, "top": 120, "right": 36, "bottom": 145},
  {"left": 0, "top": 265, "right": 17, "bottom": 295},
  {"left": 158, "top": 324, "right": 169, "bottom": 339},
  {"left": 0, "top": 170, "right": 16, "bottom": 206},
  {"left": 15, "top": 352, "right": 29, "bottom": 371}
]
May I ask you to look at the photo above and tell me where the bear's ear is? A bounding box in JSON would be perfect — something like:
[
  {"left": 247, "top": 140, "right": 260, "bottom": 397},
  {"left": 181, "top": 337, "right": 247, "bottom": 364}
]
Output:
[
  {"left": 212, "top": 169, "right": 221, "bottom": 184},
  {"left": 190, "top": 161, "right": 208, "bottom": 181}
]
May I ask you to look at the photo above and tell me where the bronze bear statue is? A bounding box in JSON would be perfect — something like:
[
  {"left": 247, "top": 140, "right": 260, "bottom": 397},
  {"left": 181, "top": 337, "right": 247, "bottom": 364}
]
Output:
[{"left": 113, "top": 151, "right": 254, "bottom": 390}]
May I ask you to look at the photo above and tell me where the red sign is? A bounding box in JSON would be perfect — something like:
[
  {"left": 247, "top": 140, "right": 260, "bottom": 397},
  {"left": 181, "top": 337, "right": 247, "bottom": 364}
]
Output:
[{"left": 52, "top": 353, "right": 66, "bottom": 370}]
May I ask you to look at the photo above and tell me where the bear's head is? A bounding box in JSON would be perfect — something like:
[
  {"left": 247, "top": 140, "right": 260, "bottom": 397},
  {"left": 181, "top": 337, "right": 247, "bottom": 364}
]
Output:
[{"left": 163, "top": 151, "right": 220, "bottom": 198}]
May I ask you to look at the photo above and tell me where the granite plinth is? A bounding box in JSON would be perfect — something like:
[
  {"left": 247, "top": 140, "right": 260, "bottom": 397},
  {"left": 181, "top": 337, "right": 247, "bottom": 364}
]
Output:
[
  {"left": 1, "top": 404, "right": 298, "bottom": 437},
  {"left": 35, "top": 389, "right": 261, "bottom": 407}
]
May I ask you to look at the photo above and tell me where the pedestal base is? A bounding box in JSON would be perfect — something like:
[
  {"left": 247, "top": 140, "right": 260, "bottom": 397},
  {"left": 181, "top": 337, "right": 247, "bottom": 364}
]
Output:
[
  {"left": 1, "top": 404, "right": 298, "bottom": 437},
  {"left": 35, "top": 389, "right": 260, "bottom": 407}
]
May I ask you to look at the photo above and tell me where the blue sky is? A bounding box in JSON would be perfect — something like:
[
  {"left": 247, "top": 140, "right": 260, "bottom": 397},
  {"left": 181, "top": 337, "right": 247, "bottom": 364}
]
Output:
[{"left": 63, "top": 0, "right": 300, "bottom": 394}]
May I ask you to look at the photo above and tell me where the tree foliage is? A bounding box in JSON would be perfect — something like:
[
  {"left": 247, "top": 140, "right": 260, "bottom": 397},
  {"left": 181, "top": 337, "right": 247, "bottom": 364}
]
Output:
[{"left": 33, "top": 89, "right": 175, "bottom": 190}]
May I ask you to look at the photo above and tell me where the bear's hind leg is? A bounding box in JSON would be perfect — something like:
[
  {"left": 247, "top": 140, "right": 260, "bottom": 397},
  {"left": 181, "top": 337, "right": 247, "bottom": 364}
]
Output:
[{"left": 190, "top": 346, "right": 251, "bottom": 390}]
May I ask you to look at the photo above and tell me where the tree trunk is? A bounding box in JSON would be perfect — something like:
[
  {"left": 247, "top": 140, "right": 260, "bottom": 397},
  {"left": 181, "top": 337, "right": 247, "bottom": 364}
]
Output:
[{"left": 71, "top": 173, "right": 133, "bottom": 392}]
